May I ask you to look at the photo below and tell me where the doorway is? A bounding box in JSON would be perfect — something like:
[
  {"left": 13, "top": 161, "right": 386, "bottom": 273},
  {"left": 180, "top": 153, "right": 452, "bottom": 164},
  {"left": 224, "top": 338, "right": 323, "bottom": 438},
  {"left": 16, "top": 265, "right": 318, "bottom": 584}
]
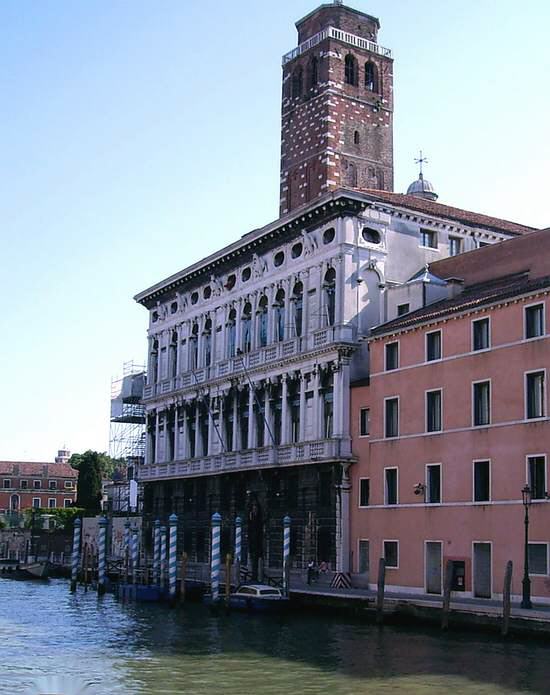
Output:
[
  {"left": 358, "top": 540, "right": 369, "bottom": 581},
  {"left": 473, "top": 542, "right": 492, "bottom": 598},
  {"left": 425, "top": 541, "right": 442, "bottom": 594}
]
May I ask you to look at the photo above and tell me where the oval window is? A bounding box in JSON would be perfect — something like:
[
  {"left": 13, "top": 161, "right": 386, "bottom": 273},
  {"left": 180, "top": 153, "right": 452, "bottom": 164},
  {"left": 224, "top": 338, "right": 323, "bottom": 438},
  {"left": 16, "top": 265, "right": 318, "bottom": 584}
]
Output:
[
  {"left": 203, "top": 286, "right": 211, "bottom": 300},
  {"left": 291, "top": 242, "right": 303, "bottom": 259},
  {"left": 225, "top": 274, "right": 236, "bottom": 290},
  {"left": 362, "top": 227, "right": 381, "bottom": 244},
  {"left": 241, "top": 267, "right": 251, "bottom": 282},
  {"left": 323, "top": 228, "right": 335, "bottom": 244},
  {"left": 152, "top": 311, "right": 159, "bottom": 322},
  {"left": 273, "top": 251, "right": 285, "bottom": 267},
  {"left": 170, "top": 302, "right": 178, "bottom": 314},
  {"left": 191, "top": 292, "right": 199, "bottom": 305}
]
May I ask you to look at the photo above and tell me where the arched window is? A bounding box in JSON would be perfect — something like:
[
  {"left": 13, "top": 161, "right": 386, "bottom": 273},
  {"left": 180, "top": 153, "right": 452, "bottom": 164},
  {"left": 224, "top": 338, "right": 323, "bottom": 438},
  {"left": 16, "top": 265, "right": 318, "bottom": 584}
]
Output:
[
  {"left": 344, "top": 161, "right": 357, "bottom": 187},
  {"left": 344, "top": 54, "right": 358, "bottom": 86},
  {"left": 291, "top": 66, "right": 303, "bottom": 98},
  {"left": 188, "top": 403, "right": 196, "bottom": 458},
  {"left": 203, "top": 318, "right": 212, "bottom": 367},
  {"left": 258, "top": 296, "right": 268, "bottom": 347},
  {"left": 169, "top": 331, "right": 178, "bottom": 378},
  {"left": 274, "top": 289, "right": 285, "bottom": 342},
  {"left": 151, "top": 339, "right": 159, "bottom": 383},
  {"left": 365, "top": 61, "right": 378, "bottom": 92},
  {"left": 354, "top": 130, "right": 360, "bottom": 145},
  {"left": 189, "top": 323, "right": 199, "bottom": 370},
  {"left": 323, "top": 268, "right": 336, "bottom": 327},
  {"left": 239, "top": 389, "right": 249, "bottom": 449},
  {"left": 321, "top": 371, "right": 334, "bottom": 439},
  {"left": 242, "top": 303, "right": 252, "bottom": 353},
  {"left": 10, "top": 494, "right": 19, "bottom": 512},
  {"left": 227, "top": 308, "right": 237, "bottom": 358},
  {"left": 292, "top": 282, "right": 303, "bottom": 337},
  {"left": 308, "top": 56, "right": 319, "bottom": 89}
]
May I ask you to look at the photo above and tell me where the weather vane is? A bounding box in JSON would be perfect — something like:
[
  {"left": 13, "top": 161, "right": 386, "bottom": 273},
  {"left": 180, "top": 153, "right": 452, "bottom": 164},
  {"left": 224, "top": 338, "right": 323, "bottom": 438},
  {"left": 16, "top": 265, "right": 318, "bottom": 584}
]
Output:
[{"left": 414, "top": 150, "right": 428, "bottom": 177}]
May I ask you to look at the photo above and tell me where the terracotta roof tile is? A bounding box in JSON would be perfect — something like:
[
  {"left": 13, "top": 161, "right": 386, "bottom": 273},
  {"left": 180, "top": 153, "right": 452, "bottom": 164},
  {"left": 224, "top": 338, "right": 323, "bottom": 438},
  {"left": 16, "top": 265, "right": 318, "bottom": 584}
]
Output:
[
  {"left": 359, "top": 189, "right": 537, "bottom": 236},
  {"left": 0, "top": 461, "right": 77, "bottom": 478}
]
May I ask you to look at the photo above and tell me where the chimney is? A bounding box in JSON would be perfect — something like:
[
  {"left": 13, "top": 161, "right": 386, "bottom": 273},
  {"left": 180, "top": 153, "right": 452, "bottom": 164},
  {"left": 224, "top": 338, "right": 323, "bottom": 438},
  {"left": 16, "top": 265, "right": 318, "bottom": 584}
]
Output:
[{"left": 445, "top": 277, "right": 465, "bottom": 299}]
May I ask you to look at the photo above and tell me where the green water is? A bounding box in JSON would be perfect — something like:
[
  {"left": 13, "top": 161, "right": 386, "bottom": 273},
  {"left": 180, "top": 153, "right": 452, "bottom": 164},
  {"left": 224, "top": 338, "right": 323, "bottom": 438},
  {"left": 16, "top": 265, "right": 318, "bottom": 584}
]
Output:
[{"left": 0, "top": 578, "right": 548, "bottom": 694}]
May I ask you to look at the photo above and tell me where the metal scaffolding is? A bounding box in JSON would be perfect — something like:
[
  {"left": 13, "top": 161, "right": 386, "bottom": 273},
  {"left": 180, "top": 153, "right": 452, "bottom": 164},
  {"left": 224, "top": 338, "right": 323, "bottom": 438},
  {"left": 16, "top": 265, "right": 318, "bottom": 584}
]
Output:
[{"left": 109, "top": 361, "right": 146, "bottom": 473}]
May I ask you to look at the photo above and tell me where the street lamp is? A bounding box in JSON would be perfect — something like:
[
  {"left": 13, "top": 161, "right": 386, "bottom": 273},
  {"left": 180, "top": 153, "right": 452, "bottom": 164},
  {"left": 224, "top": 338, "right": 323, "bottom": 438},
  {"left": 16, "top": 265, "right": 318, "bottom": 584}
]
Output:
[{"left": 521, "top": 484, "right": 532, "bottom": 609}]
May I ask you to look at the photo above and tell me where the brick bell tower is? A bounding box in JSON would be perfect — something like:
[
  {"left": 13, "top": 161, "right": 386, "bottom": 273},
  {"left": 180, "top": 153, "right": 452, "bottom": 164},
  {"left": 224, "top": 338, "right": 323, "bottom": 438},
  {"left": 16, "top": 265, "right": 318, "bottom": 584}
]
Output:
[{"left": 280, "top": 2, "right": 394, "bottom": 216}]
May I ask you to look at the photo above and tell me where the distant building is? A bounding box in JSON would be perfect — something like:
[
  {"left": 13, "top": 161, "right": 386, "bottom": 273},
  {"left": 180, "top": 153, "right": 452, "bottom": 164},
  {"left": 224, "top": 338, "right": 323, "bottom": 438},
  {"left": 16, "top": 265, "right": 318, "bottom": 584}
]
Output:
[
  {"left": 351, "top": 228, "right": 550, "bottom": 601},
  {"left": 0, "top": 450, "right": 77, "bottom": 514}
]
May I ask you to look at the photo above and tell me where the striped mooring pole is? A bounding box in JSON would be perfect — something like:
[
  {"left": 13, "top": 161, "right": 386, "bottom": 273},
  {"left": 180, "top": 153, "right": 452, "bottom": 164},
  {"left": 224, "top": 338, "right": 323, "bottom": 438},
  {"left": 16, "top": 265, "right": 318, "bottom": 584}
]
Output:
[
  {"left": 70, "top": 517, "right": 81, "bottom": 592},
  {"left": 153, "top": 519, "right": 161, "bottom": 586},
  {"left": 283, "top": 515, "right": 291, "bottom": 596},
  {"left": 124, "top": 520, "right": 131, "bottom": 562},
  {"left": 160, "top": 526, "right": 167, "bottom": 593},
  {"left": 169, "top": 514, "right": 178, "bottom": 604},
  {"left": 210, "top": 512, "right": 221, "bottom": 603},
  {"left": 234, "top": 516, "right": 242, "bottom": 586},
  {"left": 98, "top": 516, "right": 108, "bottom": 596},
  {"left": 131, "top": 527, "right": 139, "bottom": 585}
]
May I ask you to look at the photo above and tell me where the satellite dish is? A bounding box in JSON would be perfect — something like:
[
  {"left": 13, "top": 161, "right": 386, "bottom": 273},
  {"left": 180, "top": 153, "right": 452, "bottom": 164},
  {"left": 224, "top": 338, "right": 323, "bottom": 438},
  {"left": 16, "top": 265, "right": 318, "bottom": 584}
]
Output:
[{"left": 129, "top": 479, "right": 138, "bottom": 511}]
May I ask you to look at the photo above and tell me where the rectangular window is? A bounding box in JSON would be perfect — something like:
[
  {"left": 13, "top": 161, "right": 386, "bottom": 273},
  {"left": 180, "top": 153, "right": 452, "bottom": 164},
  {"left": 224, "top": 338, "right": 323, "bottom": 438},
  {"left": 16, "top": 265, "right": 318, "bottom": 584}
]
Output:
[
  {"left": 426, "top": 464, "right": 441, "bottom": 503},
  {"left": 358, "top": 540, "right": 369, "bottom": 574},
  {"left": 528, "top": 456, "right": 546, "bottom": 499},
  {"left": 49, "top": 480, "right": 57, "bottom": 490},
  {"left": 383, "top": 540, "right": 399, "bottom": 568},
  {"left": 359, "top": 478, "right": 370, "bottom": 507},
  {"left": 359, "top": 408, "right": 370, "bottom": 436},
  {"left": 384, "top": 398, "right": 399, "bottom": 438},
  {"left": 473, "top": 460, "right": 490, "bottom": 502},
  {"left": 426, "top": 390, "right": 442, "bottom": 432},
  {"left": 48, "top": 498, "right": 56, "bottom": 509},
  {"left": 33, "top": 480, "right": 41, "bottom": 490},
  {"left": 64, "top": 481, "right": 73, "bottom": 489},
  {"left": 20, "top": 480, "right": 28, "bottom": 489},
  {"left": 32, "top": 498, "right": 41, "bottom": 509},
  {"left": 473, "top": 381, "right": 491, "bottom": 426},
  {"left": 64, "top": 499, "right": 72, "bottom": 508},
  {"left": 525, "top": 304, "right": 544, "bottom": 339},
  {"left": 385, "top": 468, "right": 398, "bottom": 505},
  {"left": 397, "top": 303, "right": 409, "bottom": 317},
  {"left": 528, "top": 544, "right": 549, "bottom": 576},
  {"left": 385, "top": 342, "right": 399, "bottom": 371},
  {"left": 420, "top": 229, "right": 437, "bottom": 249},
  {"left": 3, "top": 479, "right": 11, "bottom": 489},
  {"left": 449, "top": 236, "right": 462, "bottom": 256},
  {"left": 472, "top": 317, "right": 490, "bottom": 351},
  {"left": 526, "top": 371, "right": 545, "bottom": 419},
  {"left": 426, "top": 330, "right": 441, "bottom": 361}
]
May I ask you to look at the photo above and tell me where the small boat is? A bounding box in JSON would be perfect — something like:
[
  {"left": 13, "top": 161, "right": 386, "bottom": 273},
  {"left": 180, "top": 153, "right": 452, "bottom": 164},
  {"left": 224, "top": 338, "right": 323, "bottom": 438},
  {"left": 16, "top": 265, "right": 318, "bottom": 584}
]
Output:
[
  {"left": 204, "top": 583, "right": 289, "bottom": 613},
  {"left": 0, "top": 559, "right": 49, "bottom": 580}
]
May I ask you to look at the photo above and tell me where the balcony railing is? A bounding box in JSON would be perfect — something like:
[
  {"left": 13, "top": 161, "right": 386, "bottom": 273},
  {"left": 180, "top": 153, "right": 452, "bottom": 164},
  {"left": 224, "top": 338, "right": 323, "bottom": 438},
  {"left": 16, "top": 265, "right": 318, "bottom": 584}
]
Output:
[
  {"left": 138, "top": 438, "right": 348, "bottom": 481},
  {"left": 143, "top": 325, "right": 353, "bottom": 401},
  {"left": 282, "top": 26, "right": 392, "bottom": 65}
]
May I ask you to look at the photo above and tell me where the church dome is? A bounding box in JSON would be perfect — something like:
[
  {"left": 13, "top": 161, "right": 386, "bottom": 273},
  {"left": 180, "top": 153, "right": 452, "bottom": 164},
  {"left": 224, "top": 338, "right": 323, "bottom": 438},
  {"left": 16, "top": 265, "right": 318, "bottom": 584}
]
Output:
[{"left": 406, "top": 173, "right": 438, "bottom": 201}]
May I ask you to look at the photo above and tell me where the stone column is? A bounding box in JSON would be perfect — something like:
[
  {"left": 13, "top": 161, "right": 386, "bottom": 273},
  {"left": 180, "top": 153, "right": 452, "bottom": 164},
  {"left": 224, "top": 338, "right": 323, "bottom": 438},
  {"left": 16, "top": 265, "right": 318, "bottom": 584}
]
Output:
[
  {"left": 247, "top": 384, "right": 255, "bottom": 449},
  {"left": 263, "top": 381, "right": 272, "bottom": 447},
  {"left": 155, "top": 409, "right": 160, "bottom": 464},
  {"left": 283, "top": 277, "right": 292, "bottom": 340},
  {"left": 206, "top": 393, "right": 213, "bottom": 456},
  {"left": 301, "top": 269, "right": 310, "bottom": 343},
  {"left": 281, "top": 374, "right": 289, "bottom": 445},
  {"left": 235, "top": 300, "right": 242, "bottom": 354},
  {"left": 312, "top": 366, "right": 322, "bottom": 441},
  {"left": 335, "top": 463, "right": 352, "bottom": 573},
  {"left": 181, "top": 403, "right": 189, "bottom": 460},
  {"left": 194, "top": 400, "right": 201, "bottom": 457},
  {"left": 232, "top": 388, "right": 239, "bottom": 452},
  {"left": 218, "top": 393, "right": 225, "bottom": 453},
  {"left": 334, "top": 254, "right": 344, "bottom": 332},
  {"left": 317, "top": 262, "right": 325, "bottom": 329},
  {"left": 299, "top": 371, "right": 307, "bottom": 442}
]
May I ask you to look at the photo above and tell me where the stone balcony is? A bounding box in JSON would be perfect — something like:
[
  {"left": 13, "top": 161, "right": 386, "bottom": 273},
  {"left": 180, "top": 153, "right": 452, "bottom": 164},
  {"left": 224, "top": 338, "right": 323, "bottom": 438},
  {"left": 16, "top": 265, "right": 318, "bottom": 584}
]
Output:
[
  {"left": 143, "top": 325, "right": 354, "bottom": 401},
  {"left": 138, "top": 437, "right": 351, "bottom": 482}
]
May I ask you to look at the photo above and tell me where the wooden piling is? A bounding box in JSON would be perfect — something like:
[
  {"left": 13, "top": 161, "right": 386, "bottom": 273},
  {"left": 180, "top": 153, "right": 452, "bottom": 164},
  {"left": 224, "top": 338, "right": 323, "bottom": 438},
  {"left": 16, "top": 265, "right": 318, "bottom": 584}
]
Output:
[
  {"left": 441, "top": 559, "right": 454, "bottom": 630},
  {"left": 180, "top": 552, "right": 188, "bottom": 604},
  {"left": 83, "top": 543, "right": 89, "bottom": 592},
  {"left": 502, "top": 560, "right": 513, "bottom": 637},
  {"left": 376, "top": 558, "right": 386, "bottom": 625},
  {"left": 225, "top": 553, "right": 232, "bottom": 606}
]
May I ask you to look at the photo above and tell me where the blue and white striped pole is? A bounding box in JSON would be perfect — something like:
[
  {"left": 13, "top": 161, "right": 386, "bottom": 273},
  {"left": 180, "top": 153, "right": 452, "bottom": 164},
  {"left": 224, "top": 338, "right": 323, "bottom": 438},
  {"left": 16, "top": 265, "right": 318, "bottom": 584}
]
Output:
[
  {"left": 124, "top": 520, "right": 131, "bottom": 559},
  {"left": 160, "top": 526, "right": 167, "bottom": 593},
  {"left": 283, "top": 515, "right": 291, "bottom": 596},
  {"left": 98, "top": 516, "right": 108, "bottom": 596},
  {"left": 70, "top": 517, "right": 81, "bottom": 592},
  {"left": 210, "top": 512, "right": 221, "bottom": 603},
  {"left": 131, "top": 527, "right": 139, "bottom": 585},
  {"left": 153, "top": 519, "right": 161, "bottom": 586},
  {"left": 169, "top": 514, "right": 178, "bottom": 604},
  {"left": 234, "top": 516, "right": 242, "bottom": 586}
]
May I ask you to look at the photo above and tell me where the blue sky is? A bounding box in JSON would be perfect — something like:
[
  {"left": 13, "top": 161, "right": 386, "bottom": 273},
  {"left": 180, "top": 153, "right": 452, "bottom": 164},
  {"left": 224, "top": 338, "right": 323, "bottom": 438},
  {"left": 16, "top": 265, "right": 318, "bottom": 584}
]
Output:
[{"left": 1, "top": 0, "right": 549, "bottom": 461}]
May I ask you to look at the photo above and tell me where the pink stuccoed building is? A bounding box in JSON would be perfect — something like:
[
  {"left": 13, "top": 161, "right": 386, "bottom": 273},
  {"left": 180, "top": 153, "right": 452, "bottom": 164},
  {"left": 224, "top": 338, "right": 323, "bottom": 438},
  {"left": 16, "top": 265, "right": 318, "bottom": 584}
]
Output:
[{"left": 350, "top": 228, "right": 550, "bottom": 602}]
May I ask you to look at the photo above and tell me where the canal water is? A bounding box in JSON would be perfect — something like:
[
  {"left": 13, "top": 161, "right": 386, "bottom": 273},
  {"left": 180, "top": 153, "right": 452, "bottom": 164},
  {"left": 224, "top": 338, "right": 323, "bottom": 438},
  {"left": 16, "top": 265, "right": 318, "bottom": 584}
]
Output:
[{"left": 1, "top": 579, "right": 549, "bottom": 694}]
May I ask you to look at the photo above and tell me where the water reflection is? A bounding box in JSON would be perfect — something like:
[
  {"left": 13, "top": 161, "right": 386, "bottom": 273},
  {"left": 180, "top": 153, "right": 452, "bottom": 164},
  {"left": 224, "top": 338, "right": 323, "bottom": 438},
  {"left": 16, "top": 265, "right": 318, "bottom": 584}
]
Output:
[{"left": 0, "top": 578, "right": 548, "bottom": 695}]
